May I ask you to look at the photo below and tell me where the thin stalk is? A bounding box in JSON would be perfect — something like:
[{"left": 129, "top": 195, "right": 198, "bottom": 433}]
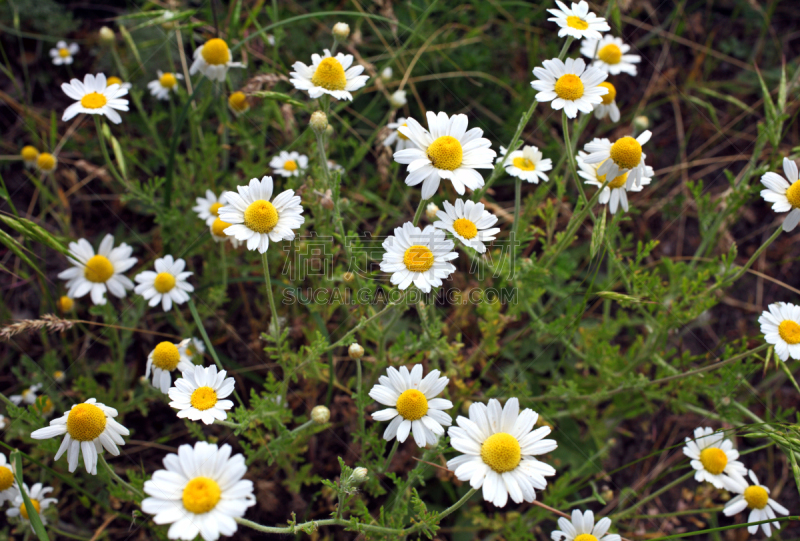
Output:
[
  {"left": 438, "top": 488, "right": 478, "bottom": 520},
  {"left": 261, "top": 252, "right": 280, "bottom": 340},
  {"left": 93, "top": 116, "right": 126, "bottom": 186},
  {"left": 325, "top": 296, "right": 406, "bottom": 352},
  {"left": 712, "top": 225, "right": 782, "bottom": 291},
  {"left": 383, "top": 439, "right": 399, "bottom": 472},
  {"left": 645, "top": 517, "right": 798, "bottom": 541},
  {"left": 512, "top": 177, "right": 522, "bottom": 241},
  {"left": 99, "top": 454, "right": 143, "bottom": 498},
  {"left": 411, "top": 198, "right": 426, "bottom": 226},
  {"left": 220, "top": 242, "right": 227, "bottom": 292},
  {"left": 562, "top": 110, "right": 589, "bottom": 204},
  {"left": 356, "top": 357, "right": 365, "bottom": 435},
  {"left": 612, "top": 471, "right": 695, "bottom": 519}
]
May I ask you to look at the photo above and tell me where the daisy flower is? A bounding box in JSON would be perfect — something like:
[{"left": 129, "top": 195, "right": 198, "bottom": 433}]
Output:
[
  {"left": 290, "top": 48, "right": 368, "bottom": 101},
  {"left": 0, "top": 414, "right": 6, "bottom": 429},
  {"left": 218, "top": 176, "right": 305, "bottom": 254},
  {"left": 10, "top": 383, "right": 42, "bottom": 406},
  {"left": 106, "top": 76, "right": 132, "bottom": 90},
  {"left": 547, "top": 1, "right": 610, "bottom": 41},
  {"left": 36, "top": 152, "right": 58, "bottom": 174},
  {"left": 0, "top": 453, "right": 17, "bottom": 504},
  {"left": 6, "top": 483, "right": 57, "bottom": 526},
  {"left": 446, "top": 398, "right": 557, "bottom": 507},
  {"left": 760, "top": 157, "right": 800, "bottom": 232},
  {"left": 434, "top": 199, "right": 501, "bottom": 254},
  {"left": 578, "top": 149, "right": 653, "bottom": 214},
  {"left": 228, "top": 91, "right": 249, "bottom": 116},
  {"left": 181, "top": 337, "right": 206, "bottom": 362},
  {"left": 30, "top": 398, "right": 130, "bottom": 475},
  {"left": 148, "top": 71, "right": 183, "bottom": 100},
  {"left": 581, "top": 35, "right": 641, "bottom": 76},
  {"left": 61, "top": 73, "right": 129, "bottom": 124},
  {"left": 50, "top": 40, "right": 79, "bottom": 65},
  {"left": 723, "top": 470, "right": 789, "bottom": 537},
  {"left": 393, "top": 111, "right": 497, "bottom": 199},
  {"left": 210, "top": 218, "right": 242, "bottom": 248},
  {"left": 369, "top": 364, "right": 452, "bottom": 447},
  {"left": 58, "top": 295, "right": 74, "bottom": 312},
  {"left": 759, "top": 302, "right": 800, "bottom": 361},
  {"left": 379, "top": 222, "right": 458, "bottom": 293},
  {"left": 146, "top": 339, "right": 194, "bottom": 394},
  {"left": 383, "top": 118, "right": 415, "bottom": 152},
  {"left": 190, "top": 38, "right": 244, "bottom": 82},
  {"left": 389, "top": 89, "right": 407, "bottom": 108},
  {"left": 270, "top": 151, "right": 308, "bottom": 178},
  {"left": 532, "top": 57, "right": 608, "bottom": 119},
  {"left": 20, "top": 145, "right": 38, "bottom": 168},
  {"left": 499, "top": 145, "right": 552, "bottom": 184},
  {"left": 551, "top": 510, "right": 621, "bottom": 541},
  {"left": 134, "top": 255, "right": 193, "bottom": 312},
  {"left": 593, "top": 82, "right": 620, "bottom": 121},
  {"left": 58, "top": 234, "right": 136, "bottom": 305},
  {"left": 193, "top": 190, "right": 228, "bottom": 226},
  {"left": 582, "top": 130, "right": 652, "bottom": 189},
  {"left": 141, "top": 441, "right": 256, "bottom": 541},
  {"left": 682, "top": 426, "right": 747, "bottom": 491},
  {"left": 168, "top": 365, "right": 235, "bottom": 425}
]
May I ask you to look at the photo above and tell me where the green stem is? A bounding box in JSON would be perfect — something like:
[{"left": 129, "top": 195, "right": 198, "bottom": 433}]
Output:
[
  {"left": 411, "top": 198, "right": 426, "bottom": 226},
  {"left": 220, "top": 242, "right": 227, "bottom": 292},
  {"left": 356, "top": 357, "right": 364, "bottom": 435},
  {"left": 512, "top": 177, "right": 522, "bottom": 241},
  {"left": 612, "top": 470, "right": 695, "bottom": 519},
  {"left": 261, "top": 252, "right": 280, "bottom": 338},
  {"left": 93, "top": 116, "right": 126, "bottom": 186},
  {"left": 645, "top": 516, "right": 798, "bottom": 541},
  {"left": 325, "top": 296, "right": 406, "bottom": 353},
  {"left": 99, "top": 454, "right": 144, "bottom": 498},
  {"left": 712, "top": 225, "right": 782, "bottom": 291},
  {"left": 383, "top": 439, "right": 399, "bottom": 472},
  {"left": 438, "top": 488, "right": 478, "bottom": 520},
  {"left": 562, "top": 110, "right": 589, "bottom": 205}
]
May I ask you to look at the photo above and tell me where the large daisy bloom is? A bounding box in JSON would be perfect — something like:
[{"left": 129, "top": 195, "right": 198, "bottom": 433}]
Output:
[
  {"left": 593, "top": 82, "right": 620, "bottom": 122},
  {"left": 193, "top": 190, "right": 228, "bottom": 226},
  {"left": 134, "top": 255, "right": 194, "bottom": 312},
  {"left": 148, "top": 70, "right": 183, "bottom": 100},
  {"left": 190, "top": 38, "right": 244, "bottom": 82},
  {"left": 269, "top": 151, "right": 308, "bottom": 178},
  {"left": 50, "top": 40, "right": 79, "bottom": 65},
  {"left": 6, "top": 483, "right": 57, "bottom": 526},
  {"left": 10, "top": 383, "right": 42, "bottom": 406},
  {"left": 582, "top": 130, "right": 652, "bottom": 189},
  {"left": 30, "top": 398, "right": 130, "bottom": 475},
  {"left": 289, "top": 48, "right": 368, "bottom": 101},
  {"left": 141, "top": 441, "right": 256, "bottom": 541},
  {"left": 446, "top": 398, "right": 557, "bottom": 507},
  {"left": 759, "top": 302, "right": 800, "bottom": 361},
  {"left": 682, "top": 426, "right": 747, "bottom": 491},
  {"left": 383, "top": 118, "right": 415, "bottom": 152},
  {"left": 169, "top": 365, "right": 235, "bottom": 425},
  {"left": 393, "top": 111, "right": 496, "bottom": 199},
  {"left": 547, "top": 1, "right": 610, "bottom": 41},
  {"left": 61, "top": 73, "right": 129, "bottom": 124},
  {"left": 581, "top": 35, "right": 641, "bottom": 76},
  {"left": 218, "top": 176, "right": 305, "bottom": 254},
  {"left": 369, "top": 365, "right": 452, "bottom": 447},
  {"left": 578, "top": 149, "right": 653, "bottom": 214},
  {"left": 146, "top": 339, "right": 194, "bottom": 394},
  {"left": 551, "top": 510, "right": 621, "bottom": 541},
  {"left": 58, "top": 234, "right": 136, "bottom": 305},
  {"left": 723, "top": 470, "right": 789, "bottom": 537},
  {"left": 499, "top": 145, "right": 552, "bottom": 184},
  {"left": 434, "top": 199, "right": 500, "bottom": 254},
  {"left": 760, "top": 157, "right": 800, "bottom": 232},
  {"left": 379, "top": 222, "right": 458, "bottom": 293},
  {"left": 532, "top": 58, "right": 608, "bottom": 119},
  {"left": 0, "top": 453, "right": 17, "bottom": 504}
]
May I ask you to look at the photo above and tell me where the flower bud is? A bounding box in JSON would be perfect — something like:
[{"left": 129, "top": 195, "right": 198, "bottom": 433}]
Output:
[
  {"left": 380, "top": 67, "right": 393, "bottom": 81},
  {"left": 99, "top": 26, "right": 115, "bottom": 45},
  {"left": 311, "top": 405, "right": 330, "bottom": 424},
  {"left": 633, "top": 115, "right": 650, "bottom": 130},
  {"left": 352, "top": 467, "right": 368, "bottom": 482},
  {"left": 325, "top": 124, "right": 334, "bottom": 137},
  {"left": 388, "top": 89, "right": 407, "bottom": 108},
  {"left": 348, "top": 342, "right": 364, "bottom": 360},
  {"left": 310, "top": 110, "right": 328, "bottom": 133},
  {"left": 425, "top": 202, "right": 439, "bottom": 221},
  {"left": 332, "top": 22, "right": 350, "bottom": 41}
]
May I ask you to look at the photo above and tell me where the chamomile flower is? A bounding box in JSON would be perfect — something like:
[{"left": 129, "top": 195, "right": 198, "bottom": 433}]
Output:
[
  {"left": 380, "top": 222, "right": 458, "bottom": 293},
  {"left": 30, "top": 398, "right": 129, "bottom": 475},
  {"left": 134, "top": 255, "right": 193, "bottom": 312},
  {"left": 389, "top": 89, "right": 407, "bottom": 108},
  {"left": 36, "top": 152, "right": 58, "bottom": 174},
  {"left": 53, "top": 370, "right": 66, "bottom": 383},
  {"left": 190, "top": 38, "right": 244, "bottom": 82},
  {"left": 218, "top": 176, "right": 305, "bottom": 254},
  {"left": 20, "top": 145, "right": 38, "bottom": 168},
  {"left": 758, "top": 302, "right": 800, "bottom": 361},
  {"left": 369, "top": 365, "right": 452, "bottom": 447},
  {"left": 193, "top": 190, "right": 228, "bottom": 226},
  {"left": 168, "top": 365, "right": 235, "bottom": 425},
  {"left": 210, "top": 218, "right": 242, "bottom": 248},
  {"left": 551, "top": 510, "right": 621, "bottom": 541},
  {"left": 58, "top": 234, "right": 136, "bottom": 305},
  {"left": 547, "top": 1, "right": 610, "bottom": 41},
  {"left": 0, "top": 414, "right": 6, "bottom": 429},
  {"left": 141, "top": 441, "right": 256, "bottom": 541},
  {"left": 434, "top": 199, "right": 500, "bottom": 254},
  {"left": 532, "top": 58, "right": 608, "bottom": 119},
  {"left": 146, "top": 339, "right": 193, "bottom": 394},
  {"left": 270, "top": 151, "right": 308, "bottom": 178},
  {"left": 50, "top": 40, "right": 79, "bottom": 65},
  {"left": 106, "top": 76, "right": 132, "bottom": 90},
  {"left": 582, "top": 130, "right": 652, "bottom": 189},
  {"left": 148, "top": 71, "right": 183, "bottom": 100},
  {"left": 723, "top": 470, "right": 789, "bottom": 537},
  {"left": 759, "top": 157, "right": 800, "bottom": 232},
  {"left": 578, "top": 149, "right": 653, "bottom": 214},
  {"left": 581, "top": 35, "right": 641, "bottom": 76},
  {"left": 383, "top": 118, "right": 415, "bottom": 152},
  {"left": 10, "top": 383, "right": 42, "bottom": 406},
  {"left": 61, "top": 73, "right": 129, "bottom": 124},
  {"left": 593, "top": 82, "right": 620, "bottom": 121},
  {"left": 181, "top": 338, "right": 206, "bottom": 362},
  {"left": 290, "top": 48, "right": 368, "bottom": 101},
  {"left": 0, "top": 453, "right": 16, "bottom": 504},
  {"left": 6, "top": 483, "right": 57, "bottom": 526},
  {"left": 58, "top": 295, "right": 74, "bottom": 312},
  {"left": 446, "top": 398, "right": 557, "bottom": 507},
  {"left": 499, "top": 145, "right": 552, "bottom": 183},
  {"left": 682, "top": 426, "right": 747, "bottom": 491},
  {"left": 393, "top": 111, "right": 497, "bottom": 199},
  {"left": 228, "top": 91, "right": 249, "bottom": 116}
]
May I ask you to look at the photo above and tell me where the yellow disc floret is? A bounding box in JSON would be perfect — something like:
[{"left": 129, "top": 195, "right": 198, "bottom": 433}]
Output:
[
  {"left": 58, "top": 48, "right": 70, "bottom": 58},
  {"left": 66, "top": 403, "right": 107, "bottom": 441},
  {"left": 160, "top": 72, "right": 178, "bottom": 89},
  {"left": 395, "top": 389, "right": 428, "bottom": 421},
  {"left": 554, "top": 74, "right": 585, "bottom": 101},
  {"left": 0, "top": 466, "right": 13, "bottom": 491},
  {"left": 152, "top": 342, "right": 181, "bottom": 371},
  {"left": 58, "top": 296, "right": 74, "bottom": 312},
  {"left": 512, "top": 156, "right": 536, "bottom": 171},
  {"left": 84, "top": 255, "right": 114, "bottom": 283},
  {"left": 244, "top": 200, "right": 279, "bottom": 234},
  {"left": 598, "top": 43, "right": 622, "bottom": 65},
  {"left": 453, "top": 218, "right": 478, "bottom": 240},
  {"left": 481, "top": 433, "right": 522, "bottom": 473},
  {"left": 37, "top": 153, "right": 57, "bottom": 172},
  {"left": 427, "top": 136, "right": 463, "bottom": 171},
  {"left": 211, "top": 217, "right": 232, "bottom": 238},
  {"left": 597, "top": 160, "right": 629, "bottom": 189},
  {"left": 154, "top": 272, "right": 176, "bottom": 293},
  {"left": 182, "top": 477, "right": 221, "bottom": 514},
  {"left": 575, "top": 535, "right": 599, "bottom": 541},
  {"left": 566, "top": 16, "right": 589, "bottom": 30},
  {"left": 283, "top": 160, "right": 298, "bottom": 171},
  {"left": 778, "top": 320, "right": 800, "bottom": 344},
  {"left": 19, "top": 499, "right": 41, "bottom": 520},
  {"left": 190, "top": 387, "right": 218, "bottom": 411},
  {"left": 228, "top": 91, "right": 248, "bottom": 112},
  {"left": 80, "top": 92, "right": 108, "bottom": 109},
  {"left": 311, "top": 57, "right": 347, "bottom": 91},
  {"left": 699, "top": 447, "right": 728, "bottom": 475},
  {"left": 200, "top": 38, "right": 230, "bottom": 66},
  {"left": 403, "top": 245, "right": 434, "bottom": 273},
  {"left": 744, "top": 485, "right": 769, "bottom": 510},
  {"left": 599, "top": 82, "right": 616, "bottom": 105},
  {"left": 106, "top": 76, "right": 123, "bottom": 87},
  {"left": 785, "top": 181, "right": 800, "bottom": 209},
  {"left": 21, "top": 145, "right": 39, "bottom": 162},
  {"left": 609, "top": 136, "right": 642, "bottom": 170}
]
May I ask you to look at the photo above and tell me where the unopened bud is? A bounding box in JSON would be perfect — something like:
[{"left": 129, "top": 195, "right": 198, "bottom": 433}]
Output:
[
  {"left": 425, "top": 202, "right": 439, "bottom": 221},
  {"left": 310, "top": 110, "right": 328, "bottom": 133},
  {"left": 99, "top": 26, "right": 115, "bottom": 45},
  {"left": 311, "top": 405, "right": 330, "bottom": 424},
  {"left": 332, "top": 22, "right": 350, "bottom": 41},
  {"left": 380, "top": 67, "right": 393, "bottom": 81},
  {"left": 352, "top": 467, "right": 368, "bottom": 482},
  {"left": 633, "top": 115, "right": 649, "bottom": 130},
  {"left": 325, "top": 124, "right": 334, "bottom": 137},
  {"left": 348, "top": 343, "right": 364, "bottom": 360},
  {"left": 388, "top": 90, "right": 407, "bottom": 108}
]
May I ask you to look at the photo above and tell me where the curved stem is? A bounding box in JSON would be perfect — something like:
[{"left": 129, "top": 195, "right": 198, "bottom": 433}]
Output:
[
  {"left": 712, "top": 225, "right": 782, "bottom": 291},
  {"left": 93, "top": 116, "right": 125, "bottom": 186},
  {"left": 99, "top": 454, "right": 144, "bottom": 498},
  {"left": 562, "top": 110, "right": 589, "bottom": 205},
  {"left": 382, "top": 439, "right": 399, "bottom": 472},
  {"left": 412, "top": 198, "right": 426, "bottom": 226}
]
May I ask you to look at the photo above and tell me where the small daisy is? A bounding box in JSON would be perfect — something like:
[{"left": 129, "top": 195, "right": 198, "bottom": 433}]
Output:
[
  {"left": 593, "top": 82, "right": 620, "bottom": 122},
  {"left": 190, "top": 38, "right": 244, "bottom": 82},
  {"left": 30, "top": 398, "right": 130, "bottom": 475},
  {"left": 393, "top": 111, "right": 497, "bottom": 199},
  {"left": 148, "top": 70, "right": 183, "bottom": 100},
  {"left": 61, "top": 73, "right": 129, "bottom": 124},
  {"left": 141, "top": 441, "right": 256, "bottom": 541},
  {"left": 723, "top": 470, "right": 789, "bottom": 537},
  {"left": 50, "top": 40, "right": 79, "bottom": 65},
  {"left": 499, "top": 145, "right": 552, "bottom": 184},
  {"left": 134, "top": 255, "right": 193, "bottom": 312},
  {"left": 168, "top": 365, "right": 235, "bottom": 425},
  {"left": 682, "top": 426, "right": 748, "bottom": 491},
  {"left": 10, "top": 383, "right": 42, "bottom": 406},
  {"left": 181, "top": 338, "right": 206, "bottom": 362},
  {"left": 0, "top": 453, "right": 17, "bottom": 504},
  {"left": 58, "top": 234, "right": 136, "bottom": 305},
  {"left": 218, "top": 176, "right": 305, "bottom": 254},
  {"left": 380, "top": 222, "right": 458, "bottom": 293},
  {"left": 210, "top": 218, "right": 242, "bottom": 248},
  {"left": 36, "top": 152, "right": 58, "bottom": 174},
  {"left": 447, "top": 398, "right": 557, "bottom": 507},
  {"left": 270, "top": 151, "right": 308, "bottom": 178},
  {"left": 106, "top": 76, "right": 132, "bottom": 90},
  {"left": 0, "top": 414, "right": 6, "bottom": 429},
  {"left": 582, "top": 130, "right": 652, "bottom": 189},
  {"left": 34, "top": 396, "right": 56, "bottom": 418},
  {"left": 760, "top": 157, "right": 800, "bottom": 232},
  {"left": 532, "top": 57, "right": 608, "bottom": 119},
  {"left": 759, "top": 302, "right": 800, "bottom": 361},
  {"left": 20, "top": 145, "right": 38, "bottom": 168},
  {"left": 193, "top": 190, "right": 228, "bottom": 226},
  {"left": 547, "top": 1, "right": 610, "bottom": 41},
  {"left": 551, "top": 510, "right": 621, "bottom": 541},
  {"left": 6, "top": 483, "right": 57, "bottom": 526},
  {"left": 228, "top": 91, "right": 249, "bottom": 116},
  {"left": 146, "top": 339, "right": 194, "bottom": 394},
  {"left": 53, "top": 370, "right": 65, "bottom": 383},
  {"left": 434, "top": 199, "right": 501, "bottom": 254},
  {"left": 290, "top": 48, "right": 369, "bottom": 101},
  {"left": 57, "top": 295, "right": 74, "bottom": 312},
  {"left": 578, "top": 149, "right": 653, "bottom": 214},
  {"left": 389, "top": 89, "right": 407, "bottom": 108},
  {"left": 383, "top": 118, "right": 415, "bottom": 152},
  {"left": 369, "top": 365, "right": 452, "bottom": 447},
  {"left": 581, "top": 36, "right": 641, "bottom": 76}
]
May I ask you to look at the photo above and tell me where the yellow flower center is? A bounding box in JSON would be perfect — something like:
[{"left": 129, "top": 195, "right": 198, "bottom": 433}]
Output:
[
  {"left": 554, "top": 74, "right": 585, "bottom": 101},
  {"left": 453, "top": 218, "right": 478, "bottom": 240},
  {"left": 403, "top": 245, "right": 434, "bottom": 273},
  {"left": 699, "top": 447, "right": 728, "bottom": 475},
  {"left": 597, "top": 160, "right": 630, "bottom": 189},
  {"left": 21, "top": 146, "right": 38, "bottom": 161},
  {"left": 609, "top": 136, "right": 643, "bottom": 170},
  {"left": 228, "top": 91, "right": 248, "bottom": 111},
  {"left": 311, "top": 57, "right": 347, "bottom": 91},
  {"left": 152, "top": 342, "right": 181, "bottom": 371},
  {"left": 598, "top": 43, "right": 622, "bottom": 65},
  {"left": 66, "top": 403, "right": 107, "bottom": 441},
  {"left": 778, "top": 320, "right": 800, "bottom": 344},
  {"left": 182, "top": 477, "right": 221, "bottom": 514},
  {"left": 200, "top": 38, "right": 230, "bottom": 66},
  {"left": 80, "top": 92, "right": 108, "bottom": 109},
  {"left": 190, "top": 386, "right": 218, "bottom": 411},
  {"left": 481, "top": 432, "right": 522, "bottom": 473},
  {"left": 58, "top": 296, "right": 74, "bottom": 312},
  {"left": 744, "top": 485, "right": 769, "bottom": 510},
  {"left": 599, "top": 82, "right": 616, "bottom": 105},
  {"left": 284, "top": 160, "right": 298, "bottom": 171},
  {"left": 575, "top": 536, "right": 599, "bottom": 541},
  {"left": 106, "top": 76, "right": 123, "bottom": 87},
  {"left": 186, "top": 348, "right": 194, "bottom": 357},
  {"left": 19, "top": 499, "right": 41, "bottom": 520},
  {"left": 211, "top": 217, "right": 231, "bottom": 238},
  {"left": 84, "top": 255, "right": 114, "bottom": 283},
  {"left": 244, "top": 200, "right": 279, "bottom": 234},
  {"left": 395, "top": 389, "right": 428, "bottom": 421},
  {"left": 0, "top": 466, "right": 13, "bottom": 491},
  {"left": 58, "top": 48, "right": 70, "bottom": 58},
  {"left": 566, "top": 15, "right": 589, "bottom": 30},
  {"left": 154, "top": 272, "right": 176, "bottom": 293},
  {"left": 397, "top": 123, "right": 410, "bottom": 141},
  {"left": 785, "top": 180, "right": 800, "bottom": 209},
  {"left": 35, "top": 396, "right": 54, "bottom": 415},
  {"left": 512, "top": 156, "right": 536, "bottom": 171},
  {"left": 159, "top": 72, "right": 178, "bottom": 88},
  {"left": 209, "top": 202, "right": 223, "bottom": 216},
  {"left": 37, "top": 153, "right": 56, "bottom": 171},
  {"left": 427, "top": 135, "right": 463, "bottom": 171},
  {"left": 54, "top": 371, "right": 64, "bottom": 380}
]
